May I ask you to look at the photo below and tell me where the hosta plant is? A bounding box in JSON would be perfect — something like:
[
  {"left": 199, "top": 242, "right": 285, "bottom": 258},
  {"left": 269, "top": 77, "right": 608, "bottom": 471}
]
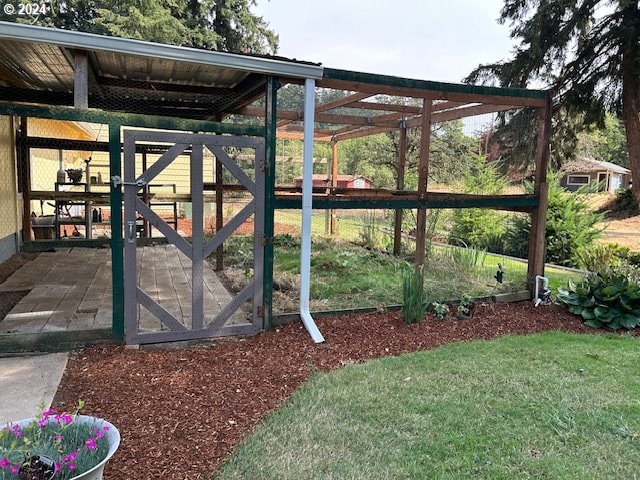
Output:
[{"left": 557, "top": 272, "right": 640, "bottom": 330}]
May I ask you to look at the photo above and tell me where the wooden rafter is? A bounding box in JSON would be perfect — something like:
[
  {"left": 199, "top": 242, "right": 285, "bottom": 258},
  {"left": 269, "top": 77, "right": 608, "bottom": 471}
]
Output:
[
  {"left": 316, "top": 77, "right": 546, "bottom": 107},
  {"left": 273, "top": 91, "right": 372, "bottom": 129},
  {"left": 333, "top": 125, "right": 396, "bottom": 142},
  {"left": 276, "top": 131, "right": 332, "bottom": 142},
  {"left": 406, "top": 103, "right": 518, "bottom": 127},
  {"left": 279, "top": 124, "right": 336, "bottom": 136},
  {"left": 240, "top": 106, "right": 405, "bottom": 128},
  {"left": 346, "top": 101, "right": 421, "bottom": 114}
]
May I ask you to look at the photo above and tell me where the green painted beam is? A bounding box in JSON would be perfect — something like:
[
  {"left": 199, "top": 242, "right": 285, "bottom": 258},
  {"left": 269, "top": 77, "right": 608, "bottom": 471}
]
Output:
[
  {"left": 323, "top": 68, "right": 548, "bottom": 100},
  {"left": 109, "top": 122, "right": 125, "bottom": 343},
  {"left": 262, "top": 77, "right": 278, "bottom": 330},
  {"left": 274, "top": 195, "right": 538, "bottom": 210},
  {"left": 0, "top": 102, "right": 265, "bottom": 136}
]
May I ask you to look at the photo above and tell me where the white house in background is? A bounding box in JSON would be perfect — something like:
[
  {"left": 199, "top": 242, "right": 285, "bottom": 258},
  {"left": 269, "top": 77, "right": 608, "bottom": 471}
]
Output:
[{"left": 560, "top": 157, "right": 631, "bottom": 193}]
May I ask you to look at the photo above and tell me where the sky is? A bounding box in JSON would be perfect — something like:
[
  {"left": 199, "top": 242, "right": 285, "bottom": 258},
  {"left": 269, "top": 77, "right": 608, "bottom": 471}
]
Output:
[{"left": 252, "top": 0, "right": 517, "bottom": 84}]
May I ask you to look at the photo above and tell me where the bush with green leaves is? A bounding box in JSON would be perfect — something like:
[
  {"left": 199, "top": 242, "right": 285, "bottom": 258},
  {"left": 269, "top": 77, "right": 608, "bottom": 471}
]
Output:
[
  {"left": 602, "top": 187, "right": 639, "bottom": 217},
  {"left": 557, "top": 272, "right": 640, "bottom": 330},
  {"left": 449, "top": 155, "right": 509, "bottom": 252},
  {"left": 402, "top": 264, "right": 426, "bottom": 324},
  {"left": 504, "top": 175, "right": 604, "bottom": 267}
]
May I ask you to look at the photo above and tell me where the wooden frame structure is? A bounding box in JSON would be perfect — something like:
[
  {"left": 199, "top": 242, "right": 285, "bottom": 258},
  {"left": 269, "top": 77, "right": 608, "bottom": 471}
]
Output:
[
  {"left": 0, "top": 22, "right": 551, "bottom": 350},
  {"left": 236, "top": 69, "right": 551, "bottom": 287}
]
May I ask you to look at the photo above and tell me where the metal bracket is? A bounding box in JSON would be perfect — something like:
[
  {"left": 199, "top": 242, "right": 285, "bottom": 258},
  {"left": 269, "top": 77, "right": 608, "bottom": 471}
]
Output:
[{"left": 111, "top": 175, "right": 147, "bottom": 188}]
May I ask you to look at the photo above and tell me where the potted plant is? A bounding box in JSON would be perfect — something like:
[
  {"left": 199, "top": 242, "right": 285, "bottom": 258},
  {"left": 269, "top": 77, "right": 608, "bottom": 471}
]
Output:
[
  {"left": 0, "top": 401, "right": 119, "bottom": 480},
  {"left": 64, "top": 169, "right": 84, "bottom": 184}
]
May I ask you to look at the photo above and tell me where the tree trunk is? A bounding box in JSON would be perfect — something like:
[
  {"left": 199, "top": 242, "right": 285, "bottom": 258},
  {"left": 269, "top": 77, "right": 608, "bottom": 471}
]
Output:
[{"left": 621, "top": 4, "right": 640, "bottom": 203}]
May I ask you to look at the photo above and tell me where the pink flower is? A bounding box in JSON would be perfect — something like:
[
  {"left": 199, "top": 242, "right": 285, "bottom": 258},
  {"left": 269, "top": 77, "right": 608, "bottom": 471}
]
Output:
[
  {"left": 54, "top": 462, "right": 61, "bottom": 474},
  {"left": 53, "top": 434, "right": 64, "bottom": 442},
  {"left": 11, "top": 425, "right": 21, "bottom": 437},
  {"left": 0, "top": 457, "right": 9, "bottom": 468},
  {"left": 85, "top": 437, "right": 97, "bottom": 450},
  {"left": 68, "top": 462, "right": 76, "bottom": 471},
  {"left": 95, "top": 430, "right": 104, "bottom": 439},
  {"left": 9, "top": 464, "right": 19, "bottom": 475},
  {"left": 38, "top": 408, "right": 57, "bottom": 427},
  {"left": 55, "top": 413, "right": 73, "bottom": 425},
  {"left": 62, "top": 451, "right": 79, "bottom": 464}
]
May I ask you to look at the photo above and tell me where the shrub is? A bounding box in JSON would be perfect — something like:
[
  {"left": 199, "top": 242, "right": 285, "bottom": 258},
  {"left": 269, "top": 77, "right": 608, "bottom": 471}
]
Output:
[
  {"left": 449, "top": 155, "right": 509, "bottom": 251},
  {"left": 504, "top": 175, "right": 604, "bottom": 267},
  {"left": 402, "top": 264, "right": 426, "bottom": 324},
  {"left": 599, "top": 187, "right": 639, "bottom": 218},
  {"left": 575, "top": 243, "right": 624, "bottom": 272},
  {"left": 557, "top": 272, "right": 640, "bottom": 330}
]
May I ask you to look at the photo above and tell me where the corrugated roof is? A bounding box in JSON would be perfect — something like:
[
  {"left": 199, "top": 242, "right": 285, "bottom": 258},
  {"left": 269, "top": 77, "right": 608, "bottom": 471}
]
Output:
[{"left": 0, "top": 21, "right": 323, "bottom": 120}]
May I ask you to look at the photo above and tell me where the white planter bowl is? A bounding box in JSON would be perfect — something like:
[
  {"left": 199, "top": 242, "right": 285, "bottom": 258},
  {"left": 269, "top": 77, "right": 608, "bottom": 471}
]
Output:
[{"left": 5, "top": 415, "right": 120, "bottom": 480}]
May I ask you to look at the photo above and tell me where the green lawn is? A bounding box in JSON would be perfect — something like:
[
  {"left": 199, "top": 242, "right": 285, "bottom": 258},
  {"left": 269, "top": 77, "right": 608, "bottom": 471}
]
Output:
[{"left": 215, "top": 332, "right": 640, "bottom": 479}]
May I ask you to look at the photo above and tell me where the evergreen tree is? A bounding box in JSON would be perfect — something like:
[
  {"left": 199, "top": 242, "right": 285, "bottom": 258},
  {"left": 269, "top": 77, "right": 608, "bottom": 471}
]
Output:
[
  {"left": 1, "top": 0, "right": 278, "bottom": 54},
  {"left": 449, "top": 155, "right": 509, "bottom": 252},
  {"left": 577, "top": 113, "right": 628, "bottom": 167},
  {"left": 466, "top": 1, "right": 640, "bottom": 201},
  {"left": 504, "top": 174, "right": 604, "bottom": 267}
]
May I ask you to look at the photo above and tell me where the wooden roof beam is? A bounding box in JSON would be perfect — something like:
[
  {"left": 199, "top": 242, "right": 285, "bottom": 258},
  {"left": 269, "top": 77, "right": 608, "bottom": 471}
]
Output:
[
  {"left": 242, "top": 106, "right": 404, "bottom": 128},
  {"left": 270, "top": 91, "right": 372, "bottom": 129},
  {"left": 316, "top": 77, "right": 546, "bottom": 107},
  {"left": 276, "top": 131, "right": 332, "bottom": 142},
  {"left": 405, "top": 103, "right": 519, "bottom": 128},
  {"left": 344, "top": 101, "right": 421, "bottom": 114},
  {"left": 279, "top": 125, "right": 336, "bottom": 136},
  {"left": 316, "top": 91, "right": 372, "bottom": 112},
  {"left": 333, "top": 125, "right": 396, "bottom": 142}
]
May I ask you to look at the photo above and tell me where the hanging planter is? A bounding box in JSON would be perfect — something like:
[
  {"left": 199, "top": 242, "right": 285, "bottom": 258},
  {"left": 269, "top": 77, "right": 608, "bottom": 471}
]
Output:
[{"left": 1, "top": 409, "right": 120, "bottom": 480}]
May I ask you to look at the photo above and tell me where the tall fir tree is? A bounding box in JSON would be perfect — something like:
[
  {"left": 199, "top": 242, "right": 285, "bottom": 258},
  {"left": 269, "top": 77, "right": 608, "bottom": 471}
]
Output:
[
  {"left": 466, "top": 1, "right": 640, "bottom": 201},
  {"left": 0, "top": 0, "right": 278, "bottom": 54}
]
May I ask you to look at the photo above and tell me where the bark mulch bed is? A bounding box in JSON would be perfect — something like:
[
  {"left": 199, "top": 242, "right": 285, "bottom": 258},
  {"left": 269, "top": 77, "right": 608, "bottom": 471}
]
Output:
[{"left": 53, "top": 302, "right": 615, "bottom": 480}]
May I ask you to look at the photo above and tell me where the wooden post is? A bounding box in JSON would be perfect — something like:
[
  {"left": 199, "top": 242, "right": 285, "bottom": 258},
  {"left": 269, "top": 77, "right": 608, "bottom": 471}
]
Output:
[
  {"left": 393, "top": 123, "right": 407, "bottom": 255},
  {"left": 73, "top": 50, "right": 89, "bottom": 109},
  {"left": 330, "top": 140, "right": 338, "bottom": 235},
  {"left": 19, "top": 117, "right": 31, "bottom": 242},
  {"left": 527, "top": 94, "right": 552, "bottom": 291},
  {"left": 215, "top": 158, "right": 224, "bottom": 270},
  {"left": 415, "top": 99, "right": 432, "bottom": 267}
]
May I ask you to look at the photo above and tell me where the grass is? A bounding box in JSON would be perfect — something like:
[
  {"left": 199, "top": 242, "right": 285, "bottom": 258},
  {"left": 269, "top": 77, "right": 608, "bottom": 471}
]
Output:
[
  {"left": 221, "top": 233, "right": 582, "bottom": 313},
  {"left": 215, "top": 332, "right": 640, "bottom": 479}
]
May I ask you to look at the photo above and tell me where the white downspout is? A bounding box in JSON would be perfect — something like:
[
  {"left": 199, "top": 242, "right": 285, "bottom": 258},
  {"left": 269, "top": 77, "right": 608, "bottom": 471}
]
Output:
[{"left": 300, "top": 78, "right": 325, "bottom": 343}]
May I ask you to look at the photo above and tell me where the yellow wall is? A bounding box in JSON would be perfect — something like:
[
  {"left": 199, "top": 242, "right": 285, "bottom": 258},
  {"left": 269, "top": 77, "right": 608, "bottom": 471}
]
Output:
[
  {"left": 28, "top": 120, "right": 95, "bottom": 215},
  {"left": 0, "top": 116, "right": 20, "bottom": 238}
]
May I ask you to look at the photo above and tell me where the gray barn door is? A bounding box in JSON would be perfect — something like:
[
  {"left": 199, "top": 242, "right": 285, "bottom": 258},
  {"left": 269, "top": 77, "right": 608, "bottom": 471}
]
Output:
[{"left": 122, "top": 130, "right": 264, "bottom": 344}]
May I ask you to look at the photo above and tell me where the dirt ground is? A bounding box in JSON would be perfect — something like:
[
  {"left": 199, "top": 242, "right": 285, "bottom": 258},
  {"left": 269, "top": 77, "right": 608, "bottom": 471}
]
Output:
[
  {"left": 51, "top": 302, "right": 623, "bottom": 480},
  {"left": 599, "top": 215, "right": 640, "bottom": 251}
]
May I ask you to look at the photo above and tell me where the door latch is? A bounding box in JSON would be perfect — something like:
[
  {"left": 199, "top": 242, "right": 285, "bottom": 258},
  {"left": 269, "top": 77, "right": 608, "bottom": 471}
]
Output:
[{"left": 111, "top": 175, "right": 147, "bottom": 188}]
